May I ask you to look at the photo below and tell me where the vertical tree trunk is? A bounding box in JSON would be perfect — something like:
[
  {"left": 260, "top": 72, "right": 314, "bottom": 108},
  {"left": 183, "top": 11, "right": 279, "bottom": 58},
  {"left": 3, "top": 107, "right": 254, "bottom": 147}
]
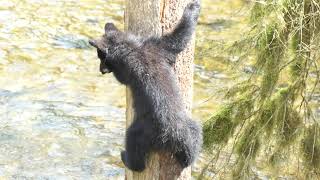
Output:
[{"left": 125, "top": 0, "right": 195, "bottom": 179}]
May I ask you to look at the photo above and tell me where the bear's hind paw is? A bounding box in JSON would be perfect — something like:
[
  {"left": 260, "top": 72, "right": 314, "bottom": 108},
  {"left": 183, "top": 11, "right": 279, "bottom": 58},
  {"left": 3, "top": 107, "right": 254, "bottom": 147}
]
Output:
[{"left": 121, "top": 151, "right": 145, "bottom": 172}]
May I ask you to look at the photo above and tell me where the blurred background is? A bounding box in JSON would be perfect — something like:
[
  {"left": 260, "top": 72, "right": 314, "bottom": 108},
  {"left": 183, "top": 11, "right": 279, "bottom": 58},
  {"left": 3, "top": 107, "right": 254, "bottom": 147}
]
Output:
[{"left": 1, "top": 0, "right": 319, "bottom": 179}]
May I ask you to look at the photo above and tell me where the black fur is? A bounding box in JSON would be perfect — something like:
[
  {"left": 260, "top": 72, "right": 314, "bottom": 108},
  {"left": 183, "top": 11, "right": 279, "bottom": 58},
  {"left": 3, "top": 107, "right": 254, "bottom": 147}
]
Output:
[{"left": 89, "top": 1, "right": 202, "bottom": 172}]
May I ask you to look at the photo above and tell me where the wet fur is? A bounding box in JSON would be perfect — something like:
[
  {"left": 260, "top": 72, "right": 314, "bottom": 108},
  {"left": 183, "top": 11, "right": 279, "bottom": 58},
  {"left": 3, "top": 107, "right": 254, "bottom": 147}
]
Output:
[{"left": 89, "top": 1, "right": 202, "bottom": 172}]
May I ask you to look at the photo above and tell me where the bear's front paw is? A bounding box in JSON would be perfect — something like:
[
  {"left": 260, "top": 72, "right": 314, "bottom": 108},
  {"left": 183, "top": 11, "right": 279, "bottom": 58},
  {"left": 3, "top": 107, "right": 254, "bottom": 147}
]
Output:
[
  {"left": 184, "top": 1, "right": 201, "bottom": 21},
  {"left": 187, "top": 1, "right": 200, "bottom": 10}
]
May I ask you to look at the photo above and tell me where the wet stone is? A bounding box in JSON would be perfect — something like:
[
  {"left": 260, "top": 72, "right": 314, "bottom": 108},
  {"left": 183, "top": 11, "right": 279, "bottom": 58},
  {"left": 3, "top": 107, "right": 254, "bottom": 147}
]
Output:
[{"left": 243, "top": 66, "right": 255, "bottom": 74}]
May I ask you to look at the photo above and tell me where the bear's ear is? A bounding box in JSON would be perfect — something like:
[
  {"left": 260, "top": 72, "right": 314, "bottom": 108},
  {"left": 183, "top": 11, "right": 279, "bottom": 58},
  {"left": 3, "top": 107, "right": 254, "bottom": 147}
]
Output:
[{"left": 105, "top": 23, "right": 118, "bottom": 33}]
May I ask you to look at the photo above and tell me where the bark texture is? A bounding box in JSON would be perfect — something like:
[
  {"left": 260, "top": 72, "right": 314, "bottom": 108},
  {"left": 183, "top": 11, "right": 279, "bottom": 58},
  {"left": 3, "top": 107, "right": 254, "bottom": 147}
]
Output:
[{"left": 125, "top": 0, "right": 195, "bottom": 179}]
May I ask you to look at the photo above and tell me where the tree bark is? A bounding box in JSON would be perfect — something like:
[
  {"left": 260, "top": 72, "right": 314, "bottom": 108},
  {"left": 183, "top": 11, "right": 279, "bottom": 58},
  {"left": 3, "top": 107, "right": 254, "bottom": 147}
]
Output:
[{"left": 124, "top": 0, "right": 195, "bottom": 179}]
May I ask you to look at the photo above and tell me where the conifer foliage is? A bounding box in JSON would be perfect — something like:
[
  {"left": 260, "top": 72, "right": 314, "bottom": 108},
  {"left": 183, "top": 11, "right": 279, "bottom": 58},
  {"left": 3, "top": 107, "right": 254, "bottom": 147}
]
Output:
[{"left": 203, "top": 0, "right": 320, "bottom": 178}]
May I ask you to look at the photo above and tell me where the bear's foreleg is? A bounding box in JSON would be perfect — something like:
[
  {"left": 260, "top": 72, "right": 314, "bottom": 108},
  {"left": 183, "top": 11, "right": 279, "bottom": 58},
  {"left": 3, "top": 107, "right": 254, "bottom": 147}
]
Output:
[{"left": 160, "top": 0, "right": 200, "bottom": 55}]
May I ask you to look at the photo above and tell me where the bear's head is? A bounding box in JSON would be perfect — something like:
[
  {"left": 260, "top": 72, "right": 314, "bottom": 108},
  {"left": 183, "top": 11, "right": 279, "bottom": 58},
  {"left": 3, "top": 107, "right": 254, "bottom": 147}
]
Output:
[{"left": 89, "top": 23, "right": 126, "bottom": 74}]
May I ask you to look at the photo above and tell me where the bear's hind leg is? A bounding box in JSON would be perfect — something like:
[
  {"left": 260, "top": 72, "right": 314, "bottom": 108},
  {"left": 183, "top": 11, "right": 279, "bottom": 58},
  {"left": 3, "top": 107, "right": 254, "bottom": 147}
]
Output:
[
  {"left": 121, "top": 121, "right": 151, "bottom": 172},
  {"left": 174, "top": 119, "right": 202, "bottom": 168},
  {"left": 174, "top": 149, "right": 192, "bottom": 168}
]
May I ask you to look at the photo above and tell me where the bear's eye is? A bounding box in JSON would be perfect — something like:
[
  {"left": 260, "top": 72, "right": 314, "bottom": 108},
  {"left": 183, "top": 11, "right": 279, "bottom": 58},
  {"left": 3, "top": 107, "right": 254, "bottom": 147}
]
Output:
[
  {"left": 97, "top": 49, "right": 106, "bottom": 61},
  {"left": 107, "top": 36, "right": 117, "bottom": 44}
]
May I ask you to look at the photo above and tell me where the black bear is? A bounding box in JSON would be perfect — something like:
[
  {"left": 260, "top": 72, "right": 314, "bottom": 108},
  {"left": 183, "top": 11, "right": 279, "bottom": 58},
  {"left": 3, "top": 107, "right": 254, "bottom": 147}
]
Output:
[{"left": 89, "top": 1, "right": 202, "bottom": 172}]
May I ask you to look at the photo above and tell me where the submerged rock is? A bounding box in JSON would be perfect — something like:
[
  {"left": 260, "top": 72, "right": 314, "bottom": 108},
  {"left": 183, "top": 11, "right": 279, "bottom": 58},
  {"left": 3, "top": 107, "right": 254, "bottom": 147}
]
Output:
[
  {"left": 52, "top": 34, "right": 91, "bottom": 49},
  {"left": 201, "top": 19, "right": 235, "bottom": 32},
  {"left": 194, "top": 64, "right": 228, "bottom": 80}
]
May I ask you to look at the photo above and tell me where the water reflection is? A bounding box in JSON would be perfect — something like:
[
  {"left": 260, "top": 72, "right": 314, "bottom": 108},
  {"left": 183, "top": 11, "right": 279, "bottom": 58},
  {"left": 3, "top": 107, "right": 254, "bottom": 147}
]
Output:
[{"left": 0, "top": 0, "right": 127, "bottom": 178}]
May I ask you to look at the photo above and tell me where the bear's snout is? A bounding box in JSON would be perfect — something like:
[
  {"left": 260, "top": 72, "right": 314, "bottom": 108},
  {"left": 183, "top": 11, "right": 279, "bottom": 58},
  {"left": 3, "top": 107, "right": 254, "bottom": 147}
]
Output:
[
  {"left": 100, "top": 67, "right": 112, "bottom": 74},
  {"left": 89, "top": 39, "right": 98, "bottom": 48}
]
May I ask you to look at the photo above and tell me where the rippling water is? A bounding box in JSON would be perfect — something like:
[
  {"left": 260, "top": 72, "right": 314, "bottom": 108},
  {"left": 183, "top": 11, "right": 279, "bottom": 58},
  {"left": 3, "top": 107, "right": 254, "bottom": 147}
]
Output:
[{"left": 0, "top": 0, "right": 247, "bottom": 179}]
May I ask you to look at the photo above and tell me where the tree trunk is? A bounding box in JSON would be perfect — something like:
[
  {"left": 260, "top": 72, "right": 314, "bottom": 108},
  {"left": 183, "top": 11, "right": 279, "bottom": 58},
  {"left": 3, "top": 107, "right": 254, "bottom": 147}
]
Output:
[{"left": 124, "top": 0, "right": 195, "bottom": 179}]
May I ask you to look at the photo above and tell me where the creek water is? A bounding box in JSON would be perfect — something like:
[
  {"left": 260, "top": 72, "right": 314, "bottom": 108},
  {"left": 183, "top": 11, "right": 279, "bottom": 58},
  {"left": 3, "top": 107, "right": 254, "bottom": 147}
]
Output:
[{"left": 0, "top": 0, "right": 248, "bottom": 179}]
